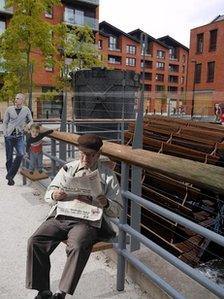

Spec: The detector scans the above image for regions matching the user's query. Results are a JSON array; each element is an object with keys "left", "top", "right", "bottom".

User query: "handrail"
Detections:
[{"left": 45, "top": 129, "right": 224, "bottom": 194}]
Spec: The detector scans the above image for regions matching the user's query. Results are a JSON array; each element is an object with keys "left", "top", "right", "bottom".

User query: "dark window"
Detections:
[
  {"left": 156, "top": 74, "right": 164, "bottom": 82},
  {"left": 108, "top": 55, "right": 121, "bottom": 64},
  {"left": 141, "top": 72, "right": 152, "bottom": 80},
  {"left": 156, "top": 85, "right": 165, "bottom": 92},
  {"left": 168, "top": 75, "right": 178, "bottom": 83},
  {"left": 196, "top": 33, "right": 204, "bottom": 53},
  {"left": 144, "top": 84, "right": 152, "bottom": 91},
  {"left": 126, "top": 45, "right": 136, "bottom": 55},
  {"left": 169, "top": 47, "right": 178, "bottom": 60},
  {"left": 195, "top": 63, "right": 202, "bottom": 83},
  {"left": 207, "top": 61, "right": 215, "bottom": 82},
  {"left": 209, "top": 29, "right": 217, "bottom": 51},
  {"left": 141, "top": 60, "right": 152, "bottom": 68},
  {"left": 169, "top": 64, "right": 179, "bottom": 72}
]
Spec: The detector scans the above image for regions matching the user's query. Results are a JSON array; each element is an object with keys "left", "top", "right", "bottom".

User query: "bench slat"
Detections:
[{"left": 62, "top": 240, "right": 113, "bottom": 252}]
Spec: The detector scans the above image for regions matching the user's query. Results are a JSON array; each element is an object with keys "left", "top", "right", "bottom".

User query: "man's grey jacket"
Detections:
[{"left": 44, "top": 160, "right": 123, "bottom": 242}]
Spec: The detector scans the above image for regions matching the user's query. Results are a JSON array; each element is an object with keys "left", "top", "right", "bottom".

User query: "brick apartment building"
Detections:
[
  {"left": 98, "top": 22, "right": 189, "bottom": 114},
  {"left": 0, "top": 0, "right": 189, "bottom": 118},
  {"left": 187, "top": 15, "right": 224, "bottom": 116},
  {"left": 0, "top": 0, "right": 99, "bottom": 119}
]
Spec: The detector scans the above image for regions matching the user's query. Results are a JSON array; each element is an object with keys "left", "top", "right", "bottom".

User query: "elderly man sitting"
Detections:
[{"left": 26, "top": 134, "right": 123, "bottom": 299}]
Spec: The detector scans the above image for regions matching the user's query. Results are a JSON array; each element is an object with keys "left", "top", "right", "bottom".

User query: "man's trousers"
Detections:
[{"left": 26, "top": 216, "right": 99, "bottom": 295}]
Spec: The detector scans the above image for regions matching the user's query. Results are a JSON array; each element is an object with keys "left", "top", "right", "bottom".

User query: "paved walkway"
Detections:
[{"left": 0, "top": 137, "right": 148, "bottom": 299}]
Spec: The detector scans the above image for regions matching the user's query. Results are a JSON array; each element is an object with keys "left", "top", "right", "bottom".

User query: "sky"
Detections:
[{"left": 99, "top": 0, "right": 224, "bottom": 47}]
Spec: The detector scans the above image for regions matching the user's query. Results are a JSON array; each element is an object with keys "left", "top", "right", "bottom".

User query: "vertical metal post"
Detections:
[
  {"left": 51, "top": 139, "right": 57, "bottom": 177},
  {"left": 130, "top": 32, "right": 146, "bottom": 251},
  {"left": 59, "top": 91, "right": 67, "bottom": 161},
  {"left": 117, "top": 162, "right": 129, "bottom": 291},
  {"left": 121, "top": 72, "right": 126, "bottom": 145},
  {"left": 22, "top": 158, "right": 27, "bottom": 185},
  {"left": 72, "top": 121, "right": 75, "bottom": 158},
  {"left": 28, "top": 63, "right": 33, "bottom": 113},
  {"left": 68, "top": 122, "right": 71, "bottom": 158}
]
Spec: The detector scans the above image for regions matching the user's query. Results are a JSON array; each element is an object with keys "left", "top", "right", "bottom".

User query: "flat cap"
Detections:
[{"left": 77, "top": 134, "right": 103, "bottom": 151}]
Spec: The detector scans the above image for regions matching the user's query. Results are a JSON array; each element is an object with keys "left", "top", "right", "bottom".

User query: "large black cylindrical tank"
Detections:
[{"left": 71, "top": 68, "right": 140, "bottom": 140}]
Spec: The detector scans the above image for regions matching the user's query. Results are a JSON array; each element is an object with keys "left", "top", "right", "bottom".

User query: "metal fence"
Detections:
[{"left": 22, "top": 126, "right": 224, "bottom": 299}]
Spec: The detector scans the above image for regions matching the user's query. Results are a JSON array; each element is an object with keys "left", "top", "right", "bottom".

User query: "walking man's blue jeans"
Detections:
[{"left": 5, "top": 135, "right": 25, "bottom": 179}]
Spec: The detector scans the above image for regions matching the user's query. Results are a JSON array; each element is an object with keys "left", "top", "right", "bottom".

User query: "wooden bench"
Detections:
[
  {"left": 62, "top": 240, "right": 113, "bottom": 252},
  {"left": 20, "top": 168, "right": 49, "bottom": 181}
]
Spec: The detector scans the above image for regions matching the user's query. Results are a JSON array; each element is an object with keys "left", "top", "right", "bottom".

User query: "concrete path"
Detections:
[{"left": 0, "top": 137, "right": 148, "bottom": 299}]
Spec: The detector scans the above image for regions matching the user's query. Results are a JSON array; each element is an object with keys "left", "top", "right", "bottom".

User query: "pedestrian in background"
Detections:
[
  {"left": 26, "top": 124, "right": 53, "bottom": 175},
  {"left": 3, "top": 93, "right": 33, "bottom": 185}
]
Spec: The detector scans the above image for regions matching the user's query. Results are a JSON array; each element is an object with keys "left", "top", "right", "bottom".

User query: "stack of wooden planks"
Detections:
[{"left": 121, "top": 116, "right": 224, "bottom": 266}]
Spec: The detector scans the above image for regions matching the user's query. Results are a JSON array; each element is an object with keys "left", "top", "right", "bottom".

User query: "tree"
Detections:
[{"left": 0, "top": 0, "right": 63, "bottom": 105}]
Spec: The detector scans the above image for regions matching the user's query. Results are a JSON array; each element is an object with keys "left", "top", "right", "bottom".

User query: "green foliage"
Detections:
[
  {"left": 0, "top": 0, "right": 61, "bottom": 101},
  {"left": 56, "top": 25, "right": 103, "bottom": 90}
]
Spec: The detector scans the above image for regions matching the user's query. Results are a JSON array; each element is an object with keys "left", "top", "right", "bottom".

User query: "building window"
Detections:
[
  {"left": 109, "top": 36, "right": 118, "bottom": 50},
  {"left": 157, "top": 50, "right": 165, "bottom": 59},
  {"left": 45, "top": 56, "right": 53, "bottom": 72},
  {"left": 169, "top": 47, "right": 178, "bottom": 60},
  {"left": 0, "top": 20, "right": 5, "bottom": 35},
  {"left": 156, "top": 62, "right": 165, "bottom": 70},
  {"left": 108, "top": 55, "right": 121, "bottom": 64},
  {"left": 207, "top": 61, "right": 215, "bottom": 82},
  {"left": 75, "top": 9, "right": 84, "bottom": 26},
  {"left": 126, "top": 45, "right": 136, "bottom": 55},
  {"left": 45, "top": 8, "right": 53, "bottom": 18},
  {"left": 169, "top": 64, "right": 179, "bottom": 72},
  {"left": 98, "top": 40, "right": 102, "bottom": 49},
  {"left": 209, "top": 29, "right": 217, "bottom": 51},
  {"left": 196, "top": 33, "right": 204, "bottom": 53},
  {"left": 126, "top": 57, "right": 136, "bottom": 66},
  {"left": 182, "top": 55, "right": 186, "bottom": 63},
  {"left": 144, "top": 84, "right": 151, "bottom": 91},
  {"left": 168, "top": 75, "right": 178, "bottom": 83},
  {"left": 156, "top": 85, "right": 165, "bottom": 92},
  {"left": 64, "top": 7, "right": 75, "bottom": 24},
  {"left": 180, "top": 76, "right": 184, "bottom": 84},
  {"left": 155, "top": 73, "right": 164, "bottom": 82},
  {"left": 182, "top": 65, "right": 185, "bottom": 73},
  {"left": 141, "top": 60, "right": 152, "bottom": 68},
  {"left": 168, "top": 86, "right": 178, "bottom": 93},
  {"left": 141, "top": 72, "right": 152, "bottom": 80},
  {"left": 195, "top": 63, "right": 202, "bottom": 83}
]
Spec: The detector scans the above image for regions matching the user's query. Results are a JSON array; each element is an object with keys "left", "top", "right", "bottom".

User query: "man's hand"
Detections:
[
  {"left": 76, "top": 195, "right": 92, "bottom": 204},
  {"left": 95, "top": 195, "right": 108, "bottom": 208},
  {"left": 52, "top": 189, "right": 67, "bottom": 201}
]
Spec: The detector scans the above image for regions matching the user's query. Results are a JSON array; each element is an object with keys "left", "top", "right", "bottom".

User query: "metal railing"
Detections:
[{"left": 22, "top": 127, "right": 224, "bottom": 298}]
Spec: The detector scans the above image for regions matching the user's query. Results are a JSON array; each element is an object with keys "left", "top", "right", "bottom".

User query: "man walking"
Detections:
[
  {"left": 3, "top": 93, "right": 33, "bottom": 185},
  {"left": 26, "top": 134, "right": 123, "bottom": 299}
]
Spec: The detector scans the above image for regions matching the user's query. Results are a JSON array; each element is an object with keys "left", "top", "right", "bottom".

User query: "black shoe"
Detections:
[
  {"left": 7, "top": 178, "right": 15, "bottom": 186},
  {"left": 34, "top": 290, "right": 52, "bottom": 299},
  {"left": 50, "top": 293, "right": 65, "bottom": 299},
  {"left": 29, "top": 171, "right": 34, "bottom": 175}
]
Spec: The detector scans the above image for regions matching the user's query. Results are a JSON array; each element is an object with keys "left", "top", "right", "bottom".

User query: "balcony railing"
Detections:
[
  {"left": 76, "top": 0, "right": 99, "bottom": 5},
  {"left": 64, "top": 14, "right": 99, "bottom": 31}
]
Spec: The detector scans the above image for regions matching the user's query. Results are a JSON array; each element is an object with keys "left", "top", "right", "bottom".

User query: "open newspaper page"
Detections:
[{"left": 56, "top": 169, "right": 103, "bottom": 221}]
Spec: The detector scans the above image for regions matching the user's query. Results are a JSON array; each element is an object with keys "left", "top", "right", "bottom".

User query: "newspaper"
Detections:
[{"left": 56, "top": 169, "right": 103, "bottom": 221}]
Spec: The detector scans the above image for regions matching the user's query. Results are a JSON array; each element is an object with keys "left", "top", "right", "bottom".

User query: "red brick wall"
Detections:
[{"left": 187, "top": 20, "right": 224, "bottom": 115}]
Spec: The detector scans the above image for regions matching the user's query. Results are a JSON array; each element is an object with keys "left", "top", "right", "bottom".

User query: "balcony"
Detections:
[
  {"left": 77, "top": 0, "right": 99, "bottom": 5},
  {"left": 0, "top": 0, "right": 13, "bottom": 15},
  {"left": 63, "top": 13, "right": 99, "bottom": 31}
]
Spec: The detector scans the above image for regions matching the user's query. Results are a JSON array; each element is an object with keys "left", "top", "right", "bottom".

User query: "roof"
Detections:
[
  {"left": 158, "top": 35, "right": 189, "bottom": 51},
  {"left": 99, "top": 21, "right": 140, "bottom": 43},
  {"left": 129, "top": 29, "right": 169, "bottom": 49},
  {"left": 211, "top": 15, "right": 224, "bottom": 23}
]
